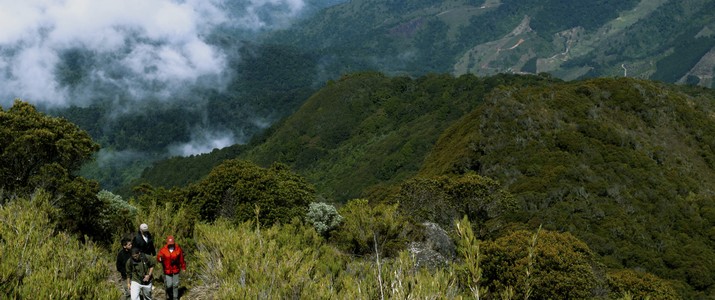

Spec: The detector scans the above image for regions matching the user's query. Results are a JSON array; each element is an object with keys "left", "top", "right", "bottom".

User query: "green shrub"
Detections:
[
  {"left": 306, "top": 202, "right": 343, "bottom": 236},
  {"left": 608, "top": 269, "right": 680, "bottom": 300},
  {"left": 480, "top": 229, "right": 601, "bottom": 299},
  {"left": 391, "top": 173, "right": 516, "bottom": 237},
  {"left": 191, "top": 217, "right": 464, "bottom": 299},
  {"left": 331, "top": 199, "right": 412, "bottom": 257},
  {"left": 192, "top": 218, "right": 344, "bottom": 299},
  {"left": 454, "top": 216, "right": 487, "bottom": 298},
  {"left": 98, "top": 190, "right": 137, "bottom": 239},
  {"left": 191, "top": 159, "right": 315, "bottom": 226},
  {"left": 0, "top": 100, "right": 111, "bottom": 242}
]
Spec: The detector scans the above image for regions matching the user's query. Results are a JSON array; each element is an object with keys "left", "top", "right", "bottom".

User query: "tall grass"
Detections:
[
  {"left": 191, "top": 218, "right": 463, "bottom": 299},
  {"left": 131, "top": 199, "right": 196, "bottom": 249},
  {"left": 0, "top": 190, "right": 119, "bottom": 299}
]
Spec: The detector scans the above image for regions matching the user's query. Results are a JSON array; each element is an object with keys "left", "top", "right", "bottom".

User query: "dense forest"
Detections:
[{"left": 5, "top": 70, "right": 715, "bottom": 298}]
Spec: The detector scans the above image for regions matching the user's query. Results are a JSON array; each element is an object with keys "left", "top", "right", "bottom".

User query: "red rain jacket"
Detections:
[{"left": 157, "top": 244, "right": 186, "bottom": 275}]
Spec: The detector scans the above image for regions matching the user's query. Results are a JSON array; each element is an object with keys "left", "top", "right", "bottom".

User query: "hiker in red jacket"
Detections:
[{"left": 157, "top": 236, "right": 186, "bottom": 300}]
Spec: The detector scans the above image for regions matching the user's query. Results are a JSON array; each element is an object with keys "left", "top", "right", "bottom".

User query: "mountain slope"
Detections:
[
  {"left": 421, "top": 77, "right": 715, "bottom": 296},
  {"left": 235, "top": 72, "right": 558, "bottom": 201},
  {"left": 269, "top": 0, "right": 715, "bottom": 88}
]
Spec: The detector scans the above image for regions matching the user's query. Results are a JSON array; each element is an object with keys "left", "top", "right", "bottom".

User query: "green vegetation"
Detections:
[
  {"left": 0, "top": 192, "right": 119, "bottom": 299},
  {"left": 237, "top": 72, "right": 559, "bottom": 201},
  {"left": 5, "top": 69, "right": 715, "bottom": 298},
  {"left": 388, "top": 173, "right": 516, "bottom": 237},
  {"left": 1, "top": 100, "right": 110, "bottom": 242},
  {"left": 423, "top": 77, "right": 715, "bottom": 297},
  {"left": 189, "top": 159, "right": 316, "bottom": 226},
  {"left": 330, "top": 199, "right": 413, "bottom": 257},
  {"left": 132, "top": 73, "right": 715, "bottom": 297},
  {"left": 305, "top": 201, "right": 343, "bottom": 236}
]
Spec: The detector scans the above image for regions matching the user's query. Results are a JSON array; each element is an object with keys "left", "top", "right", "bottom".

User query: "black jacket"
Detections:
[
  {"left": 116, "top": 248, "right": 133, "bottom": 280},
  {"left": 133, "top": 230, "right": 156, "bottom": 256}
]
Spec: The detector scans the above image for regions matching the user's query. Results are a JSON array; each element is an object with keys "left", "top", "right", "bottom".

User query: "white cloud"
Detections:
[
  {"left": 0, "top": 0, "right": 307, "bottom": 107},
  {"left": 168, "top": 129, "right": 237, "bottom": 156},
  {"left": 9, "top": 46, "right": 66, "bottom": 105}
]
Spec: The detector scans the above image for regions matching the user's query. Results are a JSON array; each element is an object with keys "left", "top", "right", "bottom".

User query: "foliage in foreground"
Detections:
[
  {"left": 192, "top": 218, "right": 463, "bottom": 299},
  {"left": 1, "top": 100, "right": 110, "bottom": 242},
  {"left": 188, "top": 212, "right": 675, "bottom": 299},
  {"left": 0, "top": 188, "right": 679, "bottom": 299},
  {"left": 0, "top": 191, "right": 118, "bottom": 299}
]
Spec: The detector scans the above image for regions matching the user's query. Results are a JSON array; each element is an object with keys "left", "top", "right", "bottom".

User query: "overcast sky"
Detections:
[{"left": 0, "top": 0, "right": 306, "bottom": 108}]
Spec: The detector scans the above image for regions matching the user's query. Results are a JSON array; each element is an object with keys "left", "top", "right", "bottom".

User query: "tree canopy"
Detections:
[
  {"left": 0, "top": 100, "right": 107, "bottom": 241},
  {"left": 190, "top": 159, "right": 316, "bottom": 226}
]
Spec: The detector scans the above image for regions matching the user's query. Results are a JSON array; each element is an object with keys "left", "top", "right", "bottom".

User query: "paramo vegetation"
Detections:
[{"left": 2, "top": 70, "right": 713, "bottom": 299}]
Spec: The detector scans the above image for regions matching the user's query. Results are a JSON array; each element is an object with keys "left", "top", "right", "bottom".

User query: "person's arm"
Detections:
[
  {"left": 143, "top": 256, "right": 156, "bottom": 282},
  {"left": 115, "top": 253, "right": 123, "bottom": 277},
  {"left": 125, "top": 259, "right": 132, "bottom": 289},
  {"left": 157, "top": 251, "right": 165, "bottom": 272},
  {"left": 143, "top": 267, "right": 154, "bottom": 282}
]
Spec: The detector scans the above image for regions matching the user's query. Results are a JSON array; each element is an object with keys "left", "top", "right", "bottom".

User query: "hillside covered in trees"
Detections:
[
  {"left": 4, "top": 72, "right": 715, "bottom": 298},
  {"left": 130, "top": 73, "right": 715, "bottom": 298}
]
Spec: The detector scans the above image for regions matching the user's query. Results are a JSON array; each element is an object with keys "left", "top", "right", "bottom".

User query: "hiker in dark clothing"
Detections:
[
  {"left": 133, "top": 223, "right": 156, "bottom": 256},
  {"left": 126, "top": 247, "right": 156, "bottom": 300},
  {"left": 116, "top": 237, "right": 133, "bottom": 300}
]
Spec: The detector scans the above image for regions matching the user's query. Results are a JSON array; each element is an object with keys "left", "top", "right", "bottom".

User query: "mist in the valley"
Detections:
[
  {"left": 0, "top": 0, "right": 348, "bottom": 190},
  {"left": 0, "top": 0, "right": 341, "bottom": 156}
]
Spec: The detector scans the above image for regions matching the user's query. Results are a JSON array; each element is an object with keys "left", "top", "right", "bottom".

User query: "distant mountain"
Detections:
[{"left": 268, "top": 0, "right": 715, "bottom": 88}]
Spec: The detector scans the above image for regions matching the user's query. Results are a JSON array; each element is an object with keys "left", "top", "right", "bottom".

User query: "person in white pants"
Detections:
[{"left": 126, "top": 247, "right": 155, "bottom": 300}]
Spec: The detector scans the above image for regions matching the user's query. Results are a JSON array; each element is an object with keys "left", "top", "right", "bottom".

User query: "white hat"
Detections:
[{"left": 140, "top": 223, "right": 149, "bottom": 232}]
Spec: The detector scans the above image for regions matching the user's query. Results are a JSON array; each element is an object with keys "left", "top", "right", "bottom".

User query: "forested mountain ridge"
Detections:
[
  {"left": 6, "top": 74, "right": 715, "bottom": 298},
  {"left": 136, "top": 72, "right": 560, "bottom": 199},
  {"left": 268, "top": 0, "right": 715, "bottom": 88}
]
